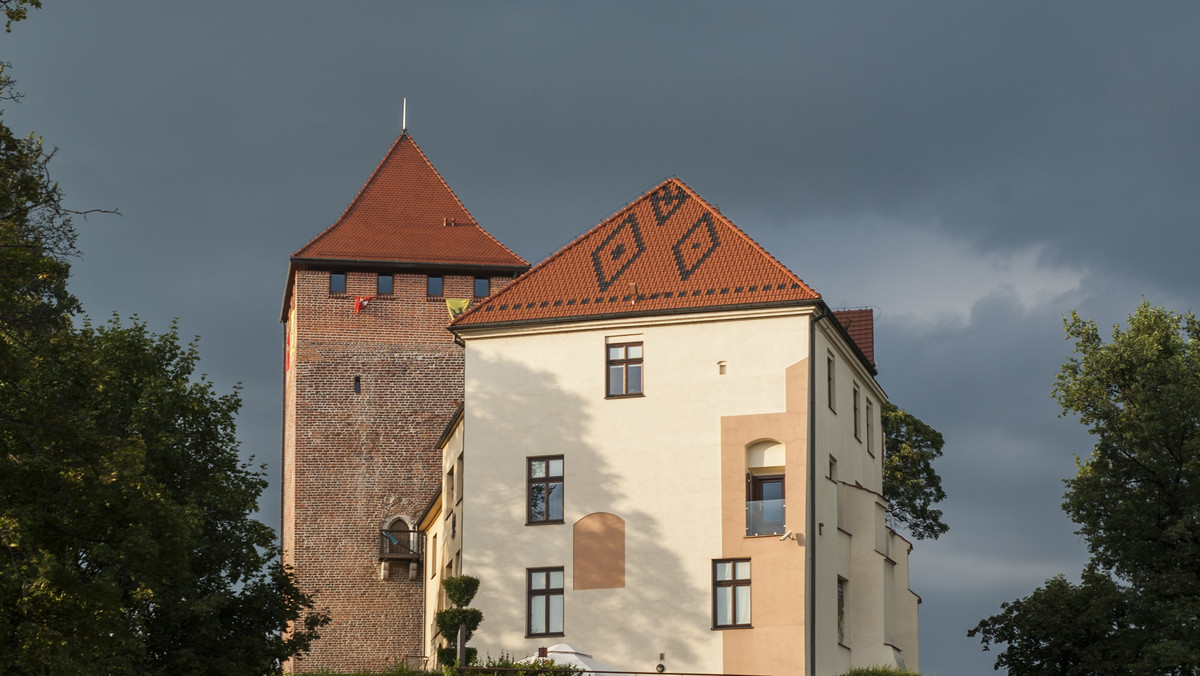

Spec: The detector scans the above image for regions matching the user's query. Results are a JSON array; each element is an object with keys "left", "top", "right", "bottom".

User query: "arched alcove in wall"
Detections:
[
  {"left": 745, "top": 439, "right": 786, "bottom": 536},
  {"left": 573, "top": 512, "right": 625, "bottom": 590}
]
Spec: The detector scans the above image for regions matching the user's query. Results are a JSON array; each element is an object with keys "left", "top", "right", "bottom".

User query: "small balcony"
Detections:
[
  {"left": 746, "top": 499, "right": 786, "bottom": 536},
  {"left": 379, "top": 528, "right": 424, "bottom": 561}
]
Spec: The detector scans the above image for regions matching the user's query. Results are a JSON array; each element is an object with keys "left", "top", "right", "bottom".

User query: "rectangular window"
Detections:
[
  {"left": 827, "top": 354, "right": 836, "bottom": 412},
  {"left": 853, "top": 384, "right": 862, "bottom": 441},
  {"left": 377, "top": 273, "right": 393, "bottom": 295},
  {"left": 606, "top": 342, "right": 643, "bottom": 398},
  {"left": 527, "top": 567, "right": 565, "bottom": 637},
  {"left": 866, "top": 400, "right": 875, "bottom": 457},
  {"left": 527, "top": 456, "right": 564, "bottom": 524},
  {"left": 330, "top": 272, "right": 346, "bottom": 294},
  {"left": 837, "top": 577, "right": 847, "bottom": 644},
  {"left": 829, "top": 455, "right": 838, "bottom": 481},
  {"left": 427, "top": 275, "right": 443, "bottom": 297},
  {"left": 713, "top": 559, "right": 751, "bottom": 628},
  {"left": 474, "top": 277, "right": 490, "bottom": 297},
  {"left": 746, "top": 475, "right": 785, "bottom": 536}
]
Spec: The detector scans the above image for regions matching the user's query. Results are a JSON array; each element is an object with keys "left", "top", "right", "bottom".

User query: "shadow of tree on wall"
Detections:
[{"left": 462, "top": 354, "right": 706, "bottom": 671}]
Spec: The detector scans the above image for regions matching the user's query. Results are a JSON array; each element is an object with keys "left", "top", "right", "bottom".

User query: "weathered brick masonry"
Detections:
[
  {"left": 284, "top": 271, "right": 503, "bottom": 671},
  {"left": 280, "top": 132, "right": 526, "bottom": 672}
]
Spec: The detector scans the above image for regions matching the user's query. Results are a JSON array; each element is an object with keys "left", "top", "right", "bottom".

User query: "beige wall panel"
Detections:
[{"left": 573, "top": 512, "right": 626, "bottom": 590}]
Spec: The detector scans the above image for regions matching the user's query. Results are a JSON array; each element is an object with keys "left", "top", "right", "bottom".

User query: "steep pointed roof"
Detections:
[
  {"left": 453, "top": 178, "right": 820, "bottom": 328},
  {"left": 291, "top": 133, "right": 527, "bottom": 268}
]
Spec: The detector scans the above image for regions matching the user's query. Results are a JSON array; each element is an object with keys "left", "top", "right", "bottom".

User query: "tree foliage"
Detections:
[
  {"left": 971, "top": 303, "right": 1200, "bottom": 674},
  {"left": 435, "top": 575, "right": 483, "bottom": 667},
  {"left": 0, "top": 18, "right": 327, "bottom": 673},
  {"left": 882, "top": 402, "right": 948, "bottom": 540}
]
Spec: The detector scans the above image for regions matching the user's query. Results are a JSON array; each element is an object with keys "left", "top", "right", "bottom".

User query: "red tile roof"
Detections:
[
  {"left": 453, "top": 178, "right": 820, "bottom": 328},
  {"left": 292, "top": 133, "right": 527, "bottom": 268},
  {"left": 833, "top": 308, "right": 875, "bottom": 365}
]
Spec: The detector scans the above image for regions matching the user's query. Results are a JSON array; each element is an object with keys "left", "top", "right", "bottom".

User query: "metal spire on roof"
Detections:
[{"left": 402, "top": 97, "right": 407, "bottom": 134}]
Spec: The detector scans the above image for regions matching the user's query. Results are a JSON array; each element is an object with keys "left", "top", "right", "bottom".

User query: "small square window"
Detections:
[
  {"left": 606, "top": 342, "right": 643, "bottom": 398},
  {"left": 474, "top": 277, "right": 490, "bottom": 297},
  {"left": 713, "top": 559, "right": 751, "bottom": 628},
  {"left": 330, "top": 272, "right": 346, "bottom": 294},
  {"left": 378, "top": 274, "right": 394, "bottom": 295},
  {"left": 427, "top": 275, "right": 443, "bottom": 297},
  {"left": 527, "top": 567, "right": 565, "bottom": 637}
]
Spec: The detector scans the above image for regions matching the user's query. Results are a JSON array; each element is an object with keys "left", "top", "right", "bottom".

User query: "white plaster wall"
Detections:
[{"left": 459, "top": 309, "right": 811, "bottom": 673}]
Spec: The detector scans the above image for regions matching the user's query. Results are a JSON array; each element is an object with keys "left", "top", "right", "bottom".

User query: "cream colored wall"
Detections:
[
  {"left": 459, "top": 308, "right": 812, "bottom": 674},
  {"left": 422, "top": 418, "right": 465, "bottom": 670},
  {"left": 811, "top": 317, "right": 921, "bottom": 676}
]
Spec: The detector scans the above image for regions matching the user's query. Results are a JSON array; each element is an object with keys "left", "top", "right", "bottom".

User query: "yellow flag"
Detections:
[{"left": 446, "top": 298, "right": 470, "bottom": 320}]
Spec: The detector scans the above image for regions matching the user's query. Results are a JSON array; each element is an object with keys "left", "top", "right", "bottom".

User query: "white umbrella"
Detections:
[{"left": 521, "top": 643, "right": 629, "bottom": 676}]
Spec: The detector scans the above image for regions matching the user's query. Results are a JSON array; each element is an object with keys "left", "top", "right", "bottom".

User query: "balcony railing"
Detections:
[
  {"left": 379, "top": 528, "right": 424, "bottom": 561},
  {"left": 746, "top": 499, "right": 786, "bottom": 536}
]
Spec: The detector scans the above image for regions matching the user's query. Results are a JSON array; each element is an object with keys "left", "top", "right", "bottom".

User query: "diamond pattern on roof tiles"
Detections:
[
  {"left": 455, "top": 178, "right": 819, "bottom": 327},
  {"left": 292, "top": 133, "right": 526, "bottom": 267}
]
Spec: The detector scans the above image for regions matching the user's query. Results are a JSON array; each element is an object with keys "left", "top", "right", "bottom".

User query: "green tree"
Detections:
[
  {"left": 0, "top": 17, "right": 328, "bottom": 673},
  {"left": 882, "top": 402, "right": 948, "bottom": 540},
  {"left": 971, "top": 303, "right": 1200, "bottom": 674},
  {"left": 435, "top": 575, "right": 483, "bottom": 667}
]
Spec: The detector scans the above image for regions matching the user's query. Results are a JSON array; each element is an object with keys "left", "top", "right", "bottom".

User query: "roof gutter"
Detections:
[{"left": 450, "top": 297, "right": 823, "bottom": 340}]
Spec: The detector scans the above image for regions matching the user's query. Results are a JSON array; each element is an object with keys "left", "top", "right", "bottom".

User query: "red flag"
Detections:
[{"left": 354, "top": 296, "right": 374, "bottom": 314}]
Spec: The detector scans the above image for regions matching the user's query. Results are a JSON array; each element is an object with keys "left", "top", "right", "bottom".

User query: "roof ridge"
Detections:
[
  {"left": 453, "top": 178, "right": 677, "bottom": 324},
  {"left": 404, "top": 134, "right": 528, "bottom": 266},
  {"left": 674, "top": 180, "right": 819, "bottom": 298},
  {"left": 291, "top": 133, "right": 527, "bottom": 265},
  {"left": 291, "top": 133, "right": 411, "bottom": 258}
]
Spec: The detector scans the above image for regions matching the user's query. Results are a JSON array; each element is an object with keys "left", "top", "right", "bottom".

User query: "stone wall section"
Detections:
[{"left": 282, "top": 269, "right": 512, "bottom": 672}]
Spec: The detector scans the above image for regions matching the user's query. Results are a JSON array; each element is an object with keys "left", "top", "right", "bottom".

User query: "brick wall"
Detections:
[{"left": 282, "top": 269, "right": 512, "bottom": 672}]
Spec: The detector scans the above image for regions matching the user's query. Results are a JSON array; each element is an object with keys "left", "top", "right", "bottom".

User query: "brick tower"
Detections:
[{"left": 280, "top": 133, "right": 527, "bottom": 672}]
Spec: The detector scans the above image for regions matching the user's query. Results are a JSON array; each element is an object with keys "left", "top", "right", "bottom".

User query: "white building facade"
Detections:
[{"left": 429, "top": 179, "right": 919, "bottom": 676}]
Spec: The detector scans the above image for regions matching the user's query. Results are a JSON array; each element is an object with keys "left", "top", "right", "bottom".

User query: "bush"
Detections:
[
  {"left": 837, "top": 667, "right": 923, "bottom": 676},
  {"left": 443, "top": 575, "right": 481, "bottom": 607}
]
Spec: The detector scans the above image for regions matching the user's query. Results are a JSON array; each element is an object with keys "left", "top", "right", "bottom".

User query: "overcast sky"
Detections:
[{"left": 7, "top": 3, "right": 1199, "bottom": 673}]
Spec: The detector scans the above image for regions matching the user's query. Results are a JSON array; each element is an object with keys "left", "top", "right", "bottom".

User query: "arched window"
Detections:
[
  {"left": 746, "top": 440, "right": 786, "bottom": 536},
  {"left": 379, "top": 516, "right": 422, "bottom": 561}
]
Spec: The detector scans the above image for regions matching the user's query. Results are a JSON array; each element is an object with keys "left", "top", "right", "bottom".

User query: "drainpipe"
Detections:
[{"left": 807, "top": 307, "right": 827, "bottom": 676}]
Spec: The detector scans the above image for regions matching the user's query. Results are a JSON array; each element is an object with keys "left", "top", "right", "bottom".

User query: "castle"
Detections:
[{"left": 282, "top": 132, "right": 919, "bottom": 675}]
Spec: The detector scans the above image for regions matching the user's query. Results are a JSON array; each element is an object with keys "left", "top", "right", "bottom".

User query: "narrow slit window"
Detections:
[
  {"left": 853, "top": 384, "right": 862, "bottom": 441},
  {"left": 827, "top": 354, "right": 836, "bottom": 412},
  {"left": 353, "top": 376, "right": 361, "bottom": 394}
]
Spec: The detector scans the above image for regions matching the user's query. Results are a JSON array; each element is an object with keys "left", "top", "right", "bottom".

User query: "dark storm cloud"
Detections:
[{"left": 5, "top": 3, "right": 1198, "bottom": 674}]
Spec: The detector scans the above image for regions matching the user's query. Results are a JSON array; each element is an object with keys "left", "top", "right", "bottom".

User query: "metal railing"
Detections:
[
  {"left": 379, "top": 528, "right": 424, "bottom": 561},
  {"left": 745, "top": 499, "right": 786, "bottom": 536}
]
